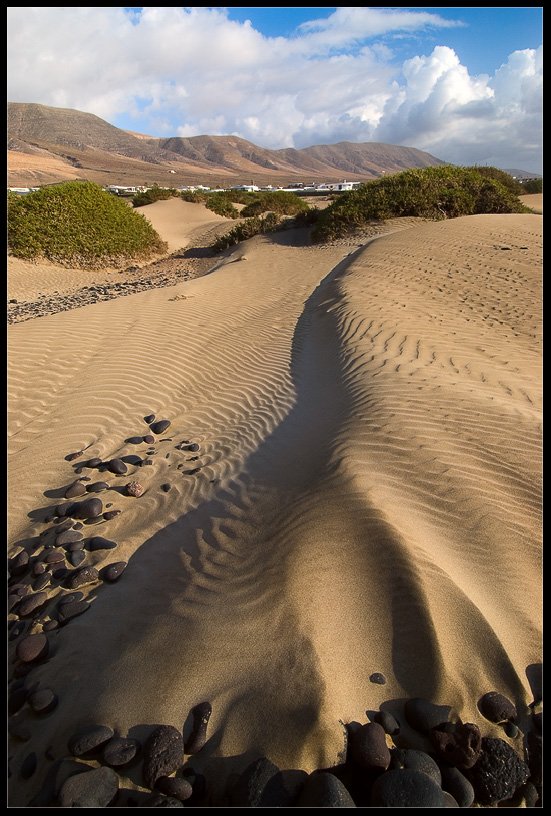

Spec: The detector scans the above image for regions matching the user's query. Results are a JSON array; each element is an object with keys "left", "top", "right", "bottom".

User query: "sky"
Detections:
[{"left": 7, "top": 7, "right": 543, "bottom": 172}]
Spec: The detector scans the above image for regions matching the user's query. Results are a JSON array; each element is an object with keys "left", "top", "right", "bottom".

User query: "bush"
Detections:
[
  {"left": 181, "top": 190, "right": 208, "bottom": 203},
  {"left": 240, "top": 191, "right": 310, "bottom": 217},
  {"left": 521, "top": 178, "right": 542, "bottom": 194},
  {"left": 312, "top": 166, "right": 529, "bottom": 242},
  {"left": 132, "top": 185, "right": 179, "bottom": 207},
  {"left": 205, "top": 193, "right": 240, "bottom": 218},
  {"left": 8, "top": 181, "right": 167, "bottom": 266},
  {"left": 466, "top": 166, "right": 523, "bottom": 195},
  {"left": 211, "top": 213, "right": 282, "bottom": 252}
]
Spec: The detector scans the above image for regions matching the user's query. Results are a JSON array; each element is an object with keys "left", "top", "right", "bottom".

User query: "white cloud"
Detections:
[{"left": 7, "top": 7, "right": 542, "bottom": 171}]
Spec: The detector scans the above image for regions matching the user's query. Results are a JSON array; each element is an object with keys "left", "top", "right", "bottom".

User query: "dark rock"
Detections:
[
  {"left": 440, "top": 765, "right": 475, "bottom": 808},
  {"left": 29, "top": 688, "right": 58, "bottom": 714},
  {"left": 443, "top": 790, "right": 460, "bottom": 806},
  {"left": 103, "top": 510, "right": 121, "bottom": 520},
  {"left": 33, "top": 573, "right": 51, "bottom": 591},
  {"left": 100, "top": 561, "right": 127, "bottom": 582},
  {"left": 16, "top": 633, "right": 49, "bottom": 663},
  {"left": 21, "top": 752, "right": 37, "bottom": 779},
  {"left": 145, "top": 793, "right": 184, "bottom": 807},
  {"left": 71, "top": 497, "right": 103, "bottom": 519},
  {"left": 371, "top": 769, "right": 445, "bottom": 807},
  {"left": 59, "top": 766, "right": 119, "bottom": 807},
  {"left": 65, "top": 481, "right": 87, "bottom": 499},
  {"left": 390, "top": 748, "right": 441, "bottom": 785},
  {"left": 28, "top": 758, "right": 90, "bottom": 806},
  {"left": 161, "top": 483, "right": 171, "bottom": 492},
  {"left": 478, "top": 691, "right": 517, "bottom": 723},
  {"left": 230, "top": 757, "right": 280, "bottom": 806},
  {"left": 33, "top": 561, "right": 47, "bottom": 575},
  {"left": 143, "top": 435, "right": 155, "bottom": 444},
  {"left": 150, "top": 419, "right": 171, "bottom": 435},
  {"left": 108, "top": 458, "right": 128, "bottom": 475},
  {"left": 123, "top": 454, "right": 143, "bottom": 466},
  {"left": 348, "top": 722, "right": 390, "bottom": 771},
  {"left": 68, "top": 724, "right": 115, "bottom": 757},
  {"left": 405, "top": 697, "right": 456, "bottom": 733},
  {"left": 68, "top": 550, "right": 86, "bottom": 567},
  {"left": 65, "top": 566, "right": 100, "bottom": 589},
  {"left": 53, "top": 566, "right": 70, "bottom": 580},
  {"left": 54, "top": 518, "right": 75, "bottom": 532},
  {"left": 57, "top": 599, "right": 90, "bottom": 625},
  {"left": 143, "top": 725, "right": 184, "bottom": 789},
  {"left": 142, "top": 459, "right": 154, "bottom": 467},
  {"left": 260, "top": 769, "right": 308, "bottom": 807},
  {"left": 56, "top": 529, "right": 84, "bottom": 546},
  {"left": 43, "top": 619, "right": 59, "bottom": 631},
  {"left": 297, "top": 772, "right": 356, "bottom": 807},
  {"left": 103, "top": 737, "right": 141, "bottom": 767},
  {"left": 370, "top": 672, "right": 386, "bottom": 685},
  {"left": 86, "top": 481, "right": 110, "bottom": 493},
  {"left": 465, "top": 737, "right": 529, "bottom": 805},
  {"left": 504, "top": 722, "right": 519, "bottom": 739},
  {"left": 58, "top": 591, "right": 84, "bottom": 606},
  {"left": 10, "top": 583, "right": 31, "bottom": 596},
  {"left": 8, "top": 687, "right": 28, "bottom": 715},
  {"left": 155, "top": 777, "right": 193, "bottom": 801},
  {"left": 525, "top": 731, "right": 542, "bottom": 786},
  {"left": 86, "top": 457, "right": 103, "bottom": 468},
  {"left": 14, "top": 661, "right": 33, "bottom": 678},
  {"left": 55, "top": 501, "right": 76, "bottom": 517},
  {"left": 127, "top": 436, "right": 145, "bottom": 444},
  {"left": 518, "top": 781, "right": 539, "bottom": 808},
  {"left": 8, "top": 594, "right": 20, "bottom": 612},
  {"left": 9, "top": 550, "right": 29, "bottom": 576},
  {"left": 144, "top": 414, "right": 156, "bottom": 424},
  {"left": 9, "top": 620, "right": 28, "bottom": 641},
  {"left": 86, "top": 535, "right": 117, "bottom": 551},
  {"left": 185, "top": 701, "right": 212, "bottom": 754},
  {"left": 65, "top": 450, "right": 84, "bottom": 462},
  {"left": 17, "top": 591, "right": 48, "bottom": 617},
  {"left": 430, "top": 722, "right": 481, "bottom": 769},
  {"left": 43, "top": 549, "right": 66, "bottom": 565},
  {"left": 187, "top": 443, "right": 200, "bottom": 452}
]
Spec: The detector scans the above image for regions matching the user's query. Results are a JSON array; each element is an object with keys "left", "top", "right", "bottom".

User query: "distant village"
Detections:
[{"left": 8, "top": 180, "right": 365, "bottom": 196}]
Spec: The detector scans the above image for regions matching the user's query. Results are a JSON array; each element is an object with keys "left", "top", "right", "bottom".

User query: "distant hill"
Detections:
[
  {"left": 504, "top": 168, "right": 542, "bottom": 179},
  {"left": 8, "top": 102, "right": 446, "bottom": 187}
]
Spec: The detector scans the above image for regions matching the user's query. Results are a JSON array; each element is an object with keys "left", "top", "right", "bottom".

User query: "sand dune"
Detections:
[
  {"left": 8, "top": 213, "right": 542, "bottom": 803},
  {"left": 138, "top": 198, "right": 230, "bottom": 253}
]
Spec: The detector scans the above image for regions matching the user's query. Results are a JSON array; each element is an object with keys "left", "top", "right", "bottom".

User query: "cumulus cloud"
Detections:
[{"left": 7, "top": 7, "right": 542, "bottom": 171}]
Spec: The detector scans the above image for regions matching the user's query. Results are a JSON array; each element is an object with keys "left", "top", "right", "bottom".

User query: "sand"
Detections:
[
  {"left": 519, "top": 193, "right": 543, "bottom": 213},
  {"left": 8, "top": 206, "right": 542, "bottom": 803}
]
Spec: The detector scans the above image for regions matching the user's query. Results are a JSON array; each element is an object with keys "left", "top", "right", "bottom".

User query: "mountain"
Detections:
[
  {"left": 503, "top": 168, "right": 542, "bottom": 179},
  {"left": 8, "top": 102, "right": 446, "bottom": 187}
]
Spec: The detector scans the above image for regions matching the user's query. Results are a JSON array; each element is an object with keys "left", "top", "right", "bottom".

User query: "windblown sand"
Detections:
[{"left": 8, "top": 208, "right": 542, "bottom": 802}]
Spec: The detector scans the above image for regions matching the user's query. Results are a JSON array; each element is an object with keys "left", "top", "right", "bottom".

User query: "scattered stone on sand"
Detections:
[
  {"left": 143, "top": 435, "right": 155, "bottom": 444},
  {"left": 43, "top": 550, "right": 66, "bottom": 565},
  {"left": 68, "top": 551, "right": 86, "bottom": 568},
  {"left": 371, "top": 768, "right": 445, "bottom": 807},
  {"left": 68, "top": 725, "right": 115, "bottom": 757},
  {"left": 504, "top": 721, "right": 520, "bottom": 739},
  {"left": 71, "top": 497, "right": 103, "bottom": 520},
  {"left": 126, "top": 436, "right": 145, "bottom": 445},
  {"left": 32, "top": 573, "right": 52, "bottom": 591},
  {"left": 373, "top": 710, "right": 400, "bottom": 735},
  {"left": 229, "top": 757, "right": 280, "bottom": 807},
  {"left": 108, "top": 458, "right": 128, "bottom": 475},
  {"left": 65, "top": 481, "right": 87, "bottom": 499},
  {"left": 100, "top": 562, "right": 127, "bottom": 582},
  {"left": 16, "top": 633, "right": 49, "bottom": 663},
  {"left": 65, "top": 540, "right": 85, "bottom": 551},
  {"left": 185, "top": 701, "right": 212, "bottom": 754},
  {"left": 86, "top": 536, "right": 117, "bottom": 551},
  {"left": 59, "top": 766, "right": 119, "bottom": 807},
  {"left": 86, "top": 481, "right": 110, "bottom": 493},
  {"left": 297, "top": 772, "right": 356, "bottom": 808},
  {"left": 56, "top": 529, "right": 84, "bottom": 546},
  {"left": 21, "top": 752, "right": 38, "bottom": 779},
  {"left": 58, "top": 592, "right": 85, "bottom": 606},
  {"left": 404, "top": 697, "right": 457, "bottom": 733},
  {"left": 9, "top": 550, "right": 30, "bottom": 577},
  {"left": 17, "top": 591, "right": 49, "bottom": 617},
  {"left": 142, "top": 459, "right": 154, "bottom": 467},
  {"left": 125, "top": 481, "right": 144, "bottom": 497},
  {"left": 43, "top": 620, "right": 59, "bottom": 632},
  {"left": 54, "top": 519, "right": 75, "bottom": 533},
  {"left": 161, "top": 483, "right": 172, "bottom": 492},
  {"left": 64, "top": 566, "right": 100, "bottom": 590},
  {"left": 86, "top": 458, "right": 103, "bottom": 468},
  {"left": 440, "top": 766, "right": 475, "bottom": 808},
  {"left": 430, "top": 721, "right": 482, "bottom": 769},
  {"left": 144, "top": 414, "right": 156, "bottom": 424},
  {"left": 155, "top": 776, "right": 193, "bottom": 801},
  {"left": 466, "top": 737, "right": 529, "bottom": 805},
  {"left": 369, "top": 672, "right": 386, "bottom": 685},
  {"left": 143, "top": 725, "right": 184, "bottom": 789},
  {"left": 150, "top": 419, "right": 171, "bottom": 435},
  {"left": 389, "top": 748, "right": 441, "bottom": 786},
  {"left": 348, "top": 722, "right": 390, "bottom": 771},
  {"left": 57, "top": 599, "right": 90, "bottom": 625},
  {"left": 65, "top": 451, "right": 84, "bottom": 462},
  {"left": 478, "top": 691, "right": 517, "bottom": 723},
  {"left": 102, "top": 737, "right": 141, "bottom": 767},
  {"left": 29, "top": 688, "right": 58, "bottom": 715},
  {"left": 103, "top": 510, "right": 121, "bottom": 520}
]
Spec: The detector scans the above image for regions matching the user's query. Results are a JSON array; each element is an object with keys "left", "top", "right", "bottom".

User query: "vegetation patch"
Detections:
[
  {"left": 132, "top": 185, "right": 179, "bottom": 207},
  {"left": 211, "top": 213, "right": 283, "bottom": 252},
  {"left": 240, "top": 191, "right": 310, "bottom": 217},
  {"left": 311, "top": 166, "right": 530, "bottom": 243},
  {"left": 8, "top": 181, "right": 167, "bottom": 267}
]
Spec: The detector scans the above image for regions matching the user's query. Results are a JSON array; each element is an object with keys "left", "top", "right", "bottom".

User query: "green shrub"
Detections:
[
  {"left": 8, "top": 181, "right": 167, "bottom": 266},
  {"left": 132, "top": 185, "right": 179, "bottom": 207},
  {"left": 466, "top": 166, "right": 523, "bottom": 194},
  {"left": 240, "top": 191, "right": 310, "bottom": 217},
  {"left": 212, "top": 213, "right": 282, "bottom": 252},
  {"left": 205, "top": 193, "right": 240, "bottom": 218},
  {"left": 180, "top": 190, "right": 208, "bottom": 203},
  {"left": 312, "top": 166, "right": 529, "bottom": 242},
  {"left": 521, "top": 178, "right": 542, "bottom": 194}
]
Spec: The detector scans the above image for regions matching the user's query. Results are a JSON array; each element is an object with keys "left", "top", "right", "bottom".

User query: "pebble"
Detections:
[
  {"left": 55, "top": 502, "right": 76, "bottom": 517},
  {"left": 21, "top": 752, "right": 38, "bottom": 779},
  {"left": 442, "top": 790, "right": 460, "bottom": 806},
  {"left": 57, "top": 599, "right": 90, "bottom": 625},
  {"left": 430, "top": 721, "right": 481, "bottom": 769},
  {"left": 143, "top": 435, "right": 155, "bottom": 444},
  {"left": 68, "top": 724, "right": 115, "bottom": 757},
  {"left": 478, "top": 691, "right": 517, "bottom": 723},
  {"left": 58, "top": 592, "right": 85, "bottom": 606},
  {"left": 102, "top": 736, "right": 141, "bottom": 767},
  {"left": 66, "top": 539, "right": 85, "bottom": 551},
  {"left": 18, "top": 591, "right": 48, "bottom": 617},
  {"left": 126, "top": 436, "right": 145, "bottom": 444},
  {"left": 29, "top": 688, "right": 58, "bottom": 714},
  {"left": 230, "top": 757, "right": 280, "bottom": 806},
  {"left": 146, "top": 793, "right": 184, "bottom": 807},
  {"left": 440, "top": 766, "right": 475, "bottom": 808},
  {"left": 155, "top": 776, "right": 193, "bottom": 801},
  {"left": 126, "top": 481, "right": 144, "bottom": 497},
  {"left": 504, "top": 721, "right": 519, "bottom": 739},
  {"left": 53, "top": 566, "right": 70, "bottom": 580},
  {"left": 9, "top": 550, "right": 30, "bottom": 576},
  {"left": 86, "top": 457, "right": 103, "bottom": 468},
  {"left": 142, "top": 459, "right": 154, "bottom": 467},
  {"left": 32, "top": 573, "right": 51, "bottom": 591},
  {"left": 143, "top": 725, "right": 184, "bottom": 789},
  {"left": 8, "top": 719, "right": 32, "bottom": 742},
  {"left": 260, "top": 769, "right": 309, "bottom": 807},
  {"left": 348, "top": 722, "right": 390, "bottom": 771},
  {"left": 103, "top": 510, "right": 121, "bottom": 520},
  {"left": 100, "top": 561, "right": 128, "bottom": 582},
  {"left": 108, "top": 458, "right": 128, "bottom": 475},
  {"left": 150, "top": 419, "right": 171, "bottom": 435},
  {"left": 68, "top": 550, "right": 86, "bottom": 567},
  {"left": 404, "top": 697, "right": 456, "bottom": 733},
  {"left": 54, "top": 519, "right": 75, "bottom": 533},
  {"left": 44, "top": 550, "right": 66, "bottom": 565},
  {"left": 9, "top": 620, "right": 28, "bottom": 640},
  {"left": 32, "top": 561, "right": 47, "bottom": 576},
  {"left": 86, "top": 536, "right": 117, "bottom": 551},
  {"left": 467, "top": 736, "right": 530, "bottom": 804},
  {"left": 371, "top": 769, "right": 445, "bottom": 807},
  {"left": 43, "top": 620, "right": 59, "bottom": 632},
  {"left": 369, "top": 672, "right": 386, "bottom": 684},
  {"left": 161, "top": 483, "right": 172, "bottom": 492},
  {"left": 186, "top": 701, "right": 212, "bottom": 754},
  {"left": 297, "top": 772, "right": 356, "bottom": 808},
  {"left": 389, "top": 748, "right": 441, "bottom": 786},
  {"left": 373, "top": 710, "right": 400, "bottom": 735},
  {"left": 65, "top": 451, "right": 84, "bottom": 461},
  {"left": 16, "top": 633, "right": 49, "bottom": 663},
  {"left": 64, "top": 566, "right": 100, "bottom": 589},
  {"left": 71, "top": 497, "right": 103, "bottom": 519},
  {"left": 59, "top": 766, "right": 119, "bottom": 807},
  {"left": 56, "top": 529, "right": 84, "bottom": 546},
  {"left": 86, "top": 481, "right": 110, "bottom": 493},
  {"left": 65, "top": 481, "right": 87, "bottom": 499},
  {"left": 144, "top": 414, "right": 156, "bottom": 424}
]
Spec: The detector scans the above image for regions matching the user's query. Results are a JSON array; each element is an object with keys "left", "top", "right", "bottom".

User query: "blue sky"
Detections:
[{"left": 8, "top": 7, "right": 543, "bottom": 171}]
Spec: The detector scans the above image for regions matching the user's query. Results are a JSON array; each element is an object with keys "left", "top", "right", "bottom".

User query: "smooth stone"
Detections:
[
  {"left": 443, "top": 790, "right": 460, "bottom": 806},
  {"left": 65, "top": 481, "right": 87, "bottom": 499},
  {"left": 155, "top": 777, "right": 193, "bottom": 801},
  {"left": 349, "top": 722, "right": 390, "bottom": 771},
  {"left": 127, "top": 436, "right": 145, "bottom": 444},
  {"left": 43, "top": 550, "right": 66, "bottom": 564},
  {"left": 32, "top": 561, "right": 47, "bottom": 575},
  {"left": 54, "top": 519, "right": 74, "bottom": 533},
  {"left": 150, "top": 419, "right": 171, "bottom": 435},
  {"left": 390, "top": 748, "right": 441, "bottom": 786},
  {"left": 86, "top": 458, "right": 103, "bottom": 468},
  {"left": 108, "top": 458, "right": 128, "bottom": 475},
  {"left": 56, "top": 529, "right": 84, "bottom": 546},
  {"left": 9, "top": 550, "right": 30, "bottom": 576},
  {"left": 64, "top": 566, "right": 100, "bottom": 589},
  {"left": 100, "top": 561, "right": 127, "bottom": 582},
  {"left": 143, "top": 435, "right": 155, "bottom": 444},
  {"left": 187, "top": 443, "right": 200, "bottom": 452},
  {"left": 59, "top": 766, "right": 119, "bottom": 807},
  {"left": 142, "top": 459, "right": 154, "bottom": 467},
  {"left": 52, "top": 567, "right": 70, "bottom": 580},
  {"left": 405, "top": 698, "right": 456, "bottom": 733},
  {"left": 65, "top": 450, "right": 84, "bottom": 461},
  {"left": 186, "top": 701, "right": 212, "bottom": 754},
  {"left": 43, "top": 620, "right": 59, "bottom": 631},
  {"left": 230, "top": 757, "right": 280, "bottom": 807},
  {"left": 371, "top": 769, "right": 445, "bottom": 807},
  {"left": 260, "top": 769, "right": 308, "bottom": 807},
  {"left": 8, "top": 687, "right": 28, "bottom": 714},
  {"left": 71, "top": 497, "right": 103, "bottom": 519},
  {"left": 10, "top": 583, "right": 31, "bottom": 596},
  {"left": 146, "top": 793, "right": 184, "bottom": 807},
  {"left": 440, "top": 766, "right": 475, "bottom": 808},
  {"left": 519, "top": 781, "right": 540, "bottom": 808},
  {"left": 68, "top": 725, "right": 115, "bottom": 757},
  {"left": 374, "top": 710, "right": 400, "bottom": 736},
  {"left": 58, "top": 591, "right": 84, "bottom": 606},
  {"left": 144, "top": 414, "right": 156, "bottom": 424},
  {"left": 66, "top": 541, "right": 85, "bottom": 552},
  {"left": 103, "top": 737, "right": 141, "bottom": 767},
  {"left": 161, "top": 483, "right": 171, "bottom": 492},
  {"left": 297, "top": 772, "right": 356, "bottom": 808},
  {"left": 478, "top": 692, "right": 517, "bottom": 723},
  {"left": 18, "top": 591, "right": 48, "bottom": 617},
  {"left": 103, "top": 510, "right": 121, "bottom": 520},
  {"left": 68, "top": 550, "right": 86, "bottom": 567},
  {"left": 32, "top": 573, "right": 51, "bottom": 591},
  {"left": 57, "top": 599, "right": 90, "bottom": 625},
  {"left": 29, "top": 688, "right": 58, "bottom": 714},
  {"left": 465, "top": 737, "right": 529, "bottom": 805},
  {"left": 143, "top": 725, "right": 184, "bottom": 789},
  {"left": 28, "top": 758, "right": 90, "bottom": 807},
  {"left": 370, "top": 672, "right": 386, "bottom": 685},
  {"left": 55, "top": 502, "right": 76, "bottom": 517},
  {"left": 8, "top": 594, "right": 20, "bottom": 612},
  {"left": 503, "top": 721, "right": 519, "bottom": 739},
  {"left": 16, "top": 633, "right": 49, "bottom": 663},
  {"left": 86, "top": 481, "right": 110, "bottom": 493},
  {"left": 21, "top": 752, "right": 38, "bottom": 779},
  {"left": 86, "top": 535, "right": 117, "bottom": 551},
  {"left": 430, "top": 722, "right": 481, "bottom": 769},
  {"left": 9, "top": 620, "right": 28, "bottom": 641}
]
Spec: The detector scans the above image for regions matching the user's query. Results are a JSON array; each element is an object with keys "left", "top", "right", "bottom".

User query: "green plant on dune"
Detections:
[
  {"left": 521, "top": 178, "right": 542, "bottom": 194},
  {"left": 240, "top": 191, "right": 310, "bottom": 217},
  {"left": 132, "top": 184, "right": 179, "bottom": 206},
  {"left": 311, "top": 165, "right": 530, "bottom": 243},
  {"left": 204, "top": 192, "right": 241, "bottom": 218},
  {"left": 211, "top": 213, "right": 283, "bottom": 252},
  {"left": 8, "top": 181, "right": 167, "bottom": 267}
]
